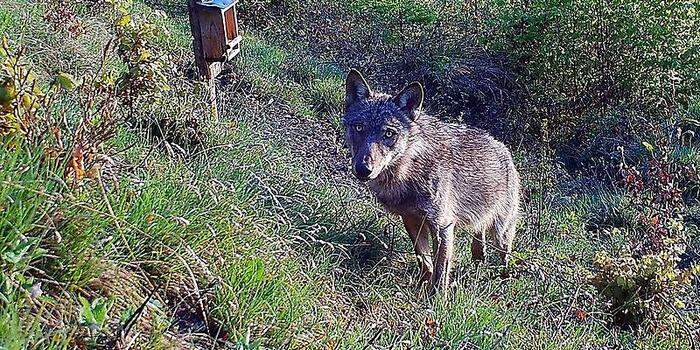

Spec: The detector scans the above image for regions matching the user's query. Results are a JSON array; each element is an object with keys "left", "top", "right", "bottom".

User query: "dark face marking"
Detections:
[{"left": 342, "top": 70, "right": 424, "bottom": 181}]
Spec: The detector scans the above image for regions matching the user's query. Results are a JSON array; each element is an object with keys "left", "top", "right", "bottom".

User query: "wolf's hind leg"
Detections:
[
  {"left": 489, "top": 214, "right": 515, "bottom": 265},
  {"left": 402, "top": 215, "right": 433, "bottom": 286},
  {"left": 471, "top": 228, "right": 486, "bottom": 263},
  {"left": 499, "top": 217, "right": 516, "bottom": 264}
]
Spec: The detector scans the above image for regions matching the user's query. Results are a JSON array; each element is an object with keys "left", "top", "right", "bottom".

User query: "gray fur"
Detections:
[{"left": 342, "top": 70, "right": 520, "bottom": 293}]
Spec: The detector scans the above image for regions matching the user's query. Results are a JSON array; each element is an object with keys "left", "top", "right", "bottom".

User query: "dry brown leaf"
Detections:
[
  {"left": 424, "top": 317, "right": 438, "bottom": 338},
  {"left": 69, "top": 146, "right": 85, "bottom": 181}
]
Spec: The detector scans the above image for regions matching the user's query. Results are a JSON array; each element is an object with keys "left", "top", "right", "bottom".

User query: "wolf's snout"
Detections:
[
  {"left": 352, "top": 154, "right": 374, "bottom": 180},
  {"left": 354, "top": 161, "right": 373, "bottom": 181}
]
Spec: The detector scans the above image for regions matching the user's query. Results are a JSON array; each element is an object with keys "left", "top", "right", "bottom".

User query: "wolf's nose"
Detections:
[{"left": 355, "top": 162, "right": 373, "bottom": 180}]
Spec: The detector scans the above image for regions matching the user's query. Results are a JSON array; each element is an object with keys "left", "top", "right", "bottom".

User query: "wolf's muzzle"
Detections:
[{"left": 354, "top": 162, "right": 373, "bottom": 181}]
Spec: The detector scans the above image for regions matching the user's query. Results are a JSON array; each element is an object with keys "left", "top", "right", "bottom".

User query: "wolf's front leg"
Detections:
[
  {"left": 431, "top": 221, "right": 455, "bottom": 293},
  {"left": 402, "top": 215, "right": 433, "bottom": 287}
]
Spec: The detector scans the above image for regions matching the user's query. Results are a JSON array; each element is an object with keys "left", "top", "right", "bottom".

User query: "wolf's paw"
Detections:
[{"left": 415, "top": 272, "right": 433, "bottom": 297}]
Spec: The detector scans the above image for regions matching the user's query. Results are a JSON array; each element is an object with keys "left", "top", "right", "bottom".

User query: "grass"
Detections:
[
  {"left": 0, "top": 6, "right": 18, "bottom": 34},
  {"left": 0, "top": 0, "right": 698, "bottom": 349}
]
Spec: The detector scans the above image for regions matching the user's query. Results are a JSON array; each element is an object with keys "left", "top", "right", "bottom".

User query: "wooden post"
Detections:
[
  {"left": 187, "top": 0, "right": 242, "bottom": 120},
  {"left": 187, "top": 0, "right": 220, "bottom": 118}
]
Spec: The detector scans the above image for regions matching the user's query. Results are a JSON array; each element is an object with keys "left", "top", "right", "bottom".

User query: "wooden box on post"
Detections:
[
  {"left": 187, "top": 0, "right": 242, "bottom": 118},
  {"left": 187, "top": 0, "right": 242, "bottom": 79}
]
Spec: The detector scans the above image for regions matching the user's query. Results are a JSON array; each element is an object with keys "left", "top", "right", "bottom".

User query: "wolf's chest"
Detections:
[{"left": 371, "top": 182, "right": 429, "bottom": 216}]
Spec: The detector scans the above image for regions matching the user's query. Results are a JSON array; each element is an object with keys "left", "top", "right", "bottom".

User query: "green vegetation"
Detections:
[
  {"left": 0, "top": 7, "right": 18, "bottom": 34},
  {"left": 481, "top": 0, "right": 700, "bottom": 156},
  {"left": 1, "top": 0, "right": 699, "bottom": 349},
  {"left": 348, "top": 0, "right": 438, "bottom": 25}
]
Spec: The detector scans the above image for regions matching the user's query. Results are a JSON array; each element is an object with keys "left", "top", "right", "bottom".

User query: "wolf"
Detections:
[{"left": 341, "top": 70, "right": 520, "bottom": 293}]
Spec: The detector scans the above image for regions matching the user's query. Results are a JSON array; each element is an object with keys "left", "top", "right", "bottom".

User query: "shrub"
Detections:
[
  {"left": 618, "top": 134, "right": 699, "bottom": 254},
  {"left": 112, "top": 0, "right": 171, "bottom": 115},
  {"left": 482, "top": 0, "right": 700, "bottom": 143},
  {"left": 0, "top": 38, "right": 101, "bottom": 177},
  {"left": 1, "top": 0, "right": 186, "bottom": 343},
  {"left": 348, "top": 0, "right": 437, "bottom": 25},
  {"left": 590, "top": 248, "right": 698, "bottom": 328},
  {"left": 589, "top": 131, "right": 700, "bottom": 328}
]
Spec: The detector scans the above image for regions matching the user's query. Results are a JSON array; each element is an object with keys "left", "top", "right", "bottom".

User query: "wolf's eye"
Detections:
[
  {"left": 384, "top": 129, "right": 395, "bottom": 139},
  {"left": 354, "top": 124, "right": 364, "bottom": 132}
]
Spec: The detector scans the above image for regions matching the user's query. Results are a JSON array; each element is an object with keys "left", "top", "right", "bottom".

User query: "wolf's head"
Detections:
[{"left": 341, "top": 70, "right": 424, "bottom": 181}]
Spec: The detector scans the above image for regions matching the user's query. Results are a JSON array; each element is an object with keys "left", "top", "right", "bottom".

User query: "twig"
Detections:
[
  {"left": 117, "top": 284, "right": 161, "bottom": 348},
  {"left": 361, "top": 327, "right": 384, "bottom": 350}
]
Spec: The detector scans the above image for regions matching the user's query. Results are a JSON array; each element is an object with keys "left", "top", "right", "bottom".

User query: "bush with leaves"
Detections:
[
  {"left": 0, "top": 37, "right": 90, "bottom": 161},
  {"left": 0, "top": 35, "right": 121, "bottom": 183},
  {"left": 110, "top": 0, "right": 171, "bottom": 117},
  {"left": 590, "top": 246, "right": 697, "bottom": 328},
  {"left": 0, "top": 0, "right": 179, "bottom": 180},
  {"left": 1, "top": 0, "right": 185, "bottom": 344},
  {"left": 589, "top": 131, "right": 700, "bottom": 329},
  {"left": 481, "top": 0, "right": 699, "bottom": 147}
]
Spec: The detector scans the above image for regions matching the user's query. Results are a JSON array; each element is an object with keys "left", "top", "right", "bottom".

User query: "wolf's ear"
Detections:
[
  {"left": 393, "top": 82, "right": 424, "bottom": 120},
  {"left": 345, "top": 69, "right": 371, "bottom": 110}
]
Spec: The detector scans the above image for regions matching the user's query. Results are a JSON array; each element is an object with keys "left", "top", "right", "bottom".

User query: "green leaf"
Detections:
[
  {"left": 54, "top": 72, "right": 79, "bottom": 91},
  {"left": 92, "top": 302, "right": 107, "bottom": 324},
  {"left": 117, "top": 15, "right": 132, "bottom": 27},
  {"left": 2, "top": 240, "right": 32, "bottom": 264},
  {"left": 3, "top": 251, "right": 21, "bottom": 264},
  {"left": 79, "top": 295, "right": 96, "bottom": 325},
  {"left": 0, "top": 78, "right": 17, "bottom": 103},
  {"left": 138, "top": 50, "right": 151, "bottom": 62},
  {"left": 641, "top": 141, "right": 654, "bottom": 153}
]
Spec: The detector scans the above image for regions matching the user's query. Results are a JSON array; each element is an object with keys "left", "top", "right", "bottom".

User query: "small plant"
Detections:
[
  {"left": 590, "top": 247, "right": 697, "bottom": 327},
  {"left": 590, "top": 134, "right": 700, "bottom": 328},
  {"left": 1, "top": 0, "right": 178, "bottom": 179},
  {"left": 618, "top": 138, "right": 698, "bottom": 255},
  {"left": 306, "top": 75, "right": 343, "bottom": 114},
  {"left": 110, "top": 0, "right": 170, "bottom": 117},
  {"left": 0, "top": 36, "right": 115, "bottom": 184},
  {"left": 79, "top": 295, "right": 114, "bottom": 341},
  {"left": 0, "top": 37, "right": 52, "bottom": 143},
  {"left": 2, "top": 236, "right": 44, "bottom": 267}
]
